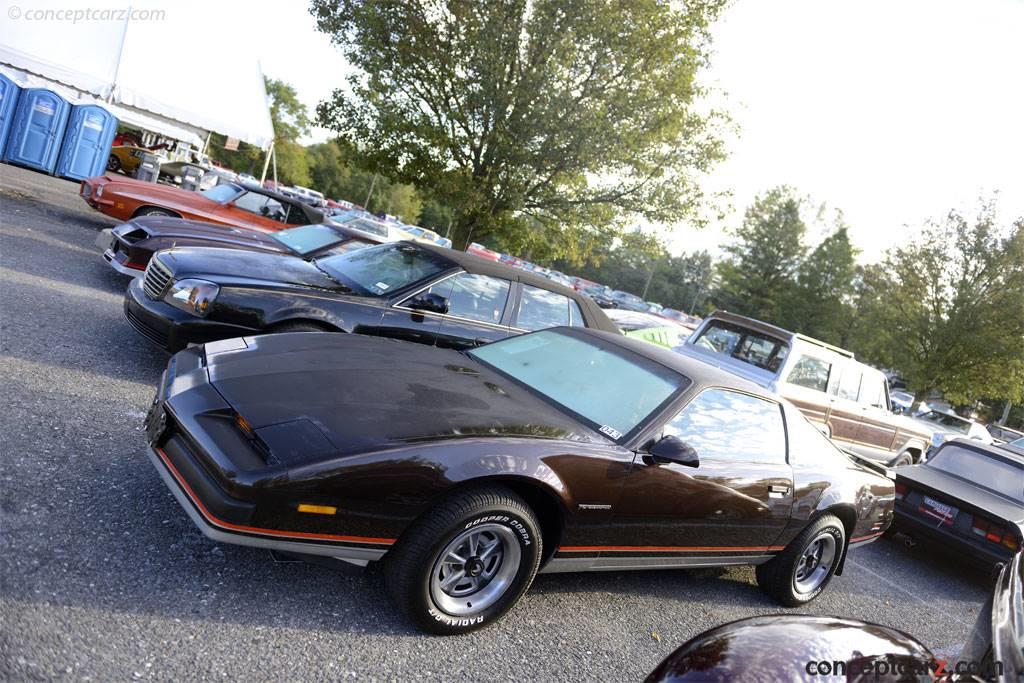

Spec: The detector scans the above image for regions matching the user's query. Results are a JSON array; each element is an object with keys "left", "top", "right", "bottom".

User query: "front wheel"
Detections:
[
  {"left": 107, "top": 154, "right": 122, "bottom": 172},
  {"left": 384, "top": 487, "right": 542, "bottom": 634},
  {"left": 756, "top": 514, "right": 845, "bottom": 606},
  {"left": 892, "top": 451, "right": 914, "bottom": 467}
]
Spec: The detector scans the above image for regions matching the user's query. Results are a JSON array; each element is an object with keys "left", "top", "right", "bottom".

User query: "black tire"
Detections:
[
  {"left": 107, "top": 154, "right": 122, "bottom": 172},
  {"left": 384, "top": 486, "right": 542, "bottom": 635},
  {"left": 134, "top": 207, "right": 177, "bottom": 218},
  {"left": 274, "top": 322, "right": 329, "bottom": 333},
  {"left": 756, "top": 514, "right": 845, "bottom": 606}
]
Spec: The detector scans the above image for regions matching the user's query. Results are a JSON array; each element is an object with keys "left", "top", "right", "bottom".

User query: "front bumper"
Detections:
[
  {"left": 145, "top": 357, "right": 391, "bottom": 564},
  {"left": 124, "top": 277, "right": 256, "bottom": 352}
]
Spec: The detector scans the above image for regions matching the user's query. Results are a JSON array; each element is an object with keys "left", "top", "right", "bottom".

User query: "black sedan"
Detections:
[
  {"left": 893, "top": 439, "right": 1023, "bottom": 568},
  {"left": 97, "top": 216, "right": 387, "bottom": 275},
  {"left": 123, "top": 241, "right": 617, "bottom": 352},
  {"left": 144, "top": 326, "right": 893, "bottom": 634}
]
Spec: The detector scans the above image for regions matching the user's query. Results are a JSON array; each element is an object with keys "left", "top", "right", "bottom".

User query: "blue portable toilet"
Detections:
[
  {"left": 3, "top": 88, "right": 70, "bottom": 174},
  {"left": 56, "top": 104, "right": 118, "bottom": 181},
  {"left": 0, "top": 73, "right": 21, "bottom": 159}
]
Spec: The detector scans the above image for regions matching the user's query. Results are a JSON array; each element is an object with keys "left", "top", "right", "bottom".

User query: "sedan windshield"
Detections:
[
  {"left": 927, "top": 444, "right": 1024, "bottom": 503},
  {"left": 918, "top": 411, "right": 970, "bottom": 434},
  {"left": 470, "top": 329, "right": 687, "bottom": 438},
  {"left": 271, "top": 224, "right": 346, "bottom": 255},
  {"left": 317, "top": 242, "right": 451, "bottom": 295}
]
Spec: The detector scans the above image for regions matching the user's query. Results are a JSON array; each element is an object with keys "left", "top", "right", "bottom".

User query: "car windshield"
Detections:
[
  {"left": 317, "top": 242, "right": 451, "bottom": 295},
  {"left": 200, "top": 184, "right": 244, "bottom": 202},
  {"left": 918, "top": 411, "right": 970, "bottom": 433},
  {"left": 469, "top": 329, "right": 688, "bottom": 438},
  {"left": 927, "top": 444, "right": 1024, "bottom": 503},
  {"left": 270, "top": 224, "right": 346, "bottom": 256},
  {"left": 691, "top": 320, "right": 790, "bottom": 373}
]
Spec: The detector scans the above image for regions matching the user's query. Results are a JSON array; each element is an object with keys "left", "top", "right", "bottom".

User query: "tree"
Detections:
[
  {"left": 306, "top": 141, "right": 351, "bottom": 198},
  {"left": 780, "top": 224, "right": 858, "bottom": 343},
  {"left": 713, "top": 187, "right": 807, "bottom": 322},
  {"left": 311, "top": 0, "right": 727, "bottom": 253},
  {"left": 850, "top": 205, "right": 1024, "bottom": 409}
]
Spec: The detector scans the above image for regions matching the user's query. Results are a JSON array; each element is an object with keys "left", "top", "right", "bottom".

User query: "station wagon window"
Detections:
[
  {"left": 516, "top": 285, "right": 571, "bottom": 330},
  {"left": 664, "top": 388, "right": 787, "bottom": 463},
  {"left": 787, "top": 355, "right": 832, "bottom": 392},
  {"left": 836, "top": 367, "right": 862, "bottom": 401},
  {"left": 859, "top": 374, "right": 888, "bottom": 409},
  {"left": 433, "top": 273, "right": 511, "bottom": 324},
  {"left": 691, "top": 321, "right": 790, "bottom": 373}
]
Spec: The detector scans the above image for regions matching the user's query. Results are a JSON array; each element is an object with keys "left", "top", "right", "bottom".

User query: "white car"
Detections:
[{"left": 912, "top": 409, "right": 995, "bottom": 453}]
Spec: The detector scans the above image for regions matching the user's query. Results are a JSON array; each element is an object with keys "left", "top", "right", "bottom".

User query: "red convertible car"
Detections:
[{"left": 80, "top": 177, "right": 323, "bottom": 232}]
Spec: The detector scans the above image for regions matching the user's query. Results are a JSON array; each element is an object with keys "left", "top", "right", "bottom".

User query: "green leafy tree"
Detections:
[
  {"left": 850, "top": 205, "right": 1024, "bottom": 409},
  {"left": 419, "top": 199, "right": 455, "bottom": 234},
  {"left": 306, "top": 141, "right": 351, "bottom": 198},
  {"left": 311, "top": 0, "right": 727, "bottom": 252},
  {"left": 713, "top": 187, "right": 807, "bottom": 322},
  {"left": 780, "top": 224, "right": 858, "bottom": 343}
]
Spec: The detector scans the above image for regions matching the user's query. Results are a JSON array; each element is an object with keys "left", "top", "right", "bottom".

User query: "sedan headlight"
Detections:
[{"left": 165, "top": 279, "right": 219, "bottom": 317}]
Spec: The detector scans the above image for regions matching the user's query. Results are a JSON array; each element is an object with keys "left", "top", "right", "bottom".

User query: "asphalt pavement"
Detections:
[{"left": 0, "top": 163, "right": 993, "bottom": 681}]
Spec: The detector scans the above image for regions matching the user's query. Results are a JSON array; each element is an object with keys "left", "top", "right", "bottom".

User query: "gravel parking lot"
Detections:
[{"left": 0, "top": 164, "right": 993, "bottom": 681}]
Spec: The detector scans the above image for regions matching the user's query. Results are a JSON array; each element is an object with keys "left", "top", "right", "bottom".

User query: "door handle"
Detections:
[{"left": 768, "top": 484, "right": 791, "bottom": 497}]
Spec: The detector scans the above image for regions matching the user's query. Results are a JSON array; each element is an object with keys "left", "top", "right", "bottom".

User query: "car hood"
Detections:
[
  {"left": 126, "top": 217, "right": 284, "bottom": 251},
  {"left": 204, "top": 333, "right": 601, "bottom": 459},
  {"left": 154, "top": 246, "right": 335, "bottom": 289},
  {"left": 897, "top": 465, "right": 1024, "bottom": 524}
]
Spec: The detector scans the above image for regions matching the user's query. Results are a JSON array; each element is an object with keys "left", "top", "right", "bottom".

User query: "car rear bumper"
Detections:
[
  {"left": 893, "top": 505, "right": 1012, "bottom": 567},
  {"left": 124, "top": 277, "right": 257, "bottom": 352}
]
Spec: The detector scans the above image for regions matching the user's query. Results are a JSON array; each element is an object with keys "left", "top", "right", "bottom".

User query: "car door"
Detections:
[
  {"left": 827, "top": 361, "right": 863, "bottom": 447},
  {"left": 608, "top": 388, "right": 794, "bottom": 561},
  {"left": 851, "top": 370, "right": 899, "bottom": 457},
  {"left": 432, "top": 273, "right": 514, "bottom": 349}
]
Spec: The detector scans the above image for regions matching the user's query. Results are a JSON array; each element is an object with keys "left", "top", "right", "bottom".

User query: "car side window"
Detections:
[
  {"left": 836, "top": 366, "right": 862, "bottom": 401},
  {"left": 859, "top": 375, "right": 887, "bottom": 409},
  {"left": 786, "top": 355, "right": 832, "bottom": 392},
  {"left": 568, "top": 300, "right": 586, "bottom": 327},
  {"left": 441, "top": 273, "right": 511, "bottom": 324},
  {"left": 516, "top": 285, "right": 571, "bottom": 330},
  {"left": 232, "top": 191, "right": 269, "bottom": 215},
  {"left": 664, "top": 388, "right": 787, "bottom": 463}
]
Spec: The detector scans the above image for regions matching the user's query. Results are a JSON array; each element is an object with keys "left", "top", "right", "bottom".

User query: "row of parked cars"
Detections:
[{"left": 75, "top": 172, "right": 1021, "bottom": 674}]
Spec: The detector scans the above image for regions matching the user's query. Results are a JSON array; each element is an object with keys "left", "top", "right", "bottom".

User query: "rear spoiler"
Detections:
[{"left": 841, "top": 448, "right": 895, "bottom": 480}]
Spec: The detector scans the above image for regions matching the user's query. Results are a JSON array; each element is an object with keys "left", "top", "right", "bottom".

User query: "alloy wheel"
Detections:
[
  {"left": 429, "top": 523, "right": 521, "bottom": 616},
  {"left": 793, "top": 532, "right": 837, "bottom": 594}
]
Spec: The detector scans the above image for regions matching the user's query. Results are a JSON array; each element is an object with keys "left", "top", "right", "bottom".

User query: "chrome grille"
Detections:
[{"left": 143, "top": 258, "right": 173, "bottom": 300}]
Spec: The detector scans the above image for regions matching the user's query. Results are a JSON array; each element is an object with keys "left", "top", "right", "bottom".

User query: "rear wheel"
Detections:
[
  {"left": 384, "top": 487, "right": 542, "bottom": 634},
  {"left": 756, "top": 514, "right": 845, "bottom": 606},
  {"left": 893, "top": 450, "right": 915, "bottom": 467},
  {"left": 107, "top": 154, "right": 122, "bottom": 172}
]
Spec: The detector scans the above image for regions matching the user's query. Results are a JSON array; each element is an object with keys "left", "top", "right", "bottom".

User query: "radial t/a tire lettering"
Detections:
[{"left": 383, "top": 486, "right": 542, "bottom": 634}]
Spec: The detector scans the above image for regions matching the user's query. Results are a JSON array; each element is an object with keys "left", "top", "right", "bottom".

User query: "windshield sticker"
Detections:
[
  {"left": 375, "top": 281, "right": 390, "bottom": 291},
  {"left": 599, "top": 425, "right": 623, "bottom": 440}
]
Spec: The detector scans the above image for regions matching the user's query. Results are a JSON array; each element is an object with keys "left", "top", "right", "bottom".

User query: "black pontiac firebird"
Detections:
[
  {"left": 145, "top": 327, "right": 894, "bottom": 634},
  {"left": 123, "top": 240, "right": 616, "bottom": 352}
]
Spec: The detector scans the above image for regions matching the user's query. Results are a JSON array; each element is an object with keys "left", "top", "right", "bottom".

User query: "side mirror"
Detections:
[
  {"left": 407, "top": 292, "right": 449, "bottom": 315},
  {"left": 647, "top": 435, "right": 699, "bottom": 467}
]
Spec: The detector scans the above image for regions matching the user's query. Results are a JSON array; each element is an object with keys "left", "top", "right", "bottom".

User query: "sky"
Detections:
[{"left": 9, "top": 0, "right": 1017, "bottom": 263}]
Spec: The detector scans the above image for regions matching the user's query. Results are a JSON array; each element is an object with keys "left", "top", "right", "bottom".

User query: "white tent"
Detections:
[{"left": 0, "top": 4, "right": 274, "bottom": 149}]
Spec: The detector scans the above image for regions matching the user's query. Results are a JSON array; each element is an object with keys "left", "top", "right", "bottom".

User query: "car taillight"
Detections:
[
  {"left": 972, "top": 517, "right": 1016, "bottom": 547},
  {"left": 894, "top": 483, "right": 907, "bottom": 500}
]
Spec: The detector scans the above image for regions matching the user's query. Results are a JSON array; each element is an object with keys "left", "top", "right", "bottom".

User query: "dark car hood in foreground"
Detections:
[
  {"left": 155, "top": 246, "right": 336, "bottom": 289},
  {"left": 897, "top": 465, "right": 1024, "bottom": 525},
  {"left": 129, "top": 216, "right": 286, "bottom": 251},
  {"left": 204, "top": 333, "right": 602, "bottom": 459}
]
